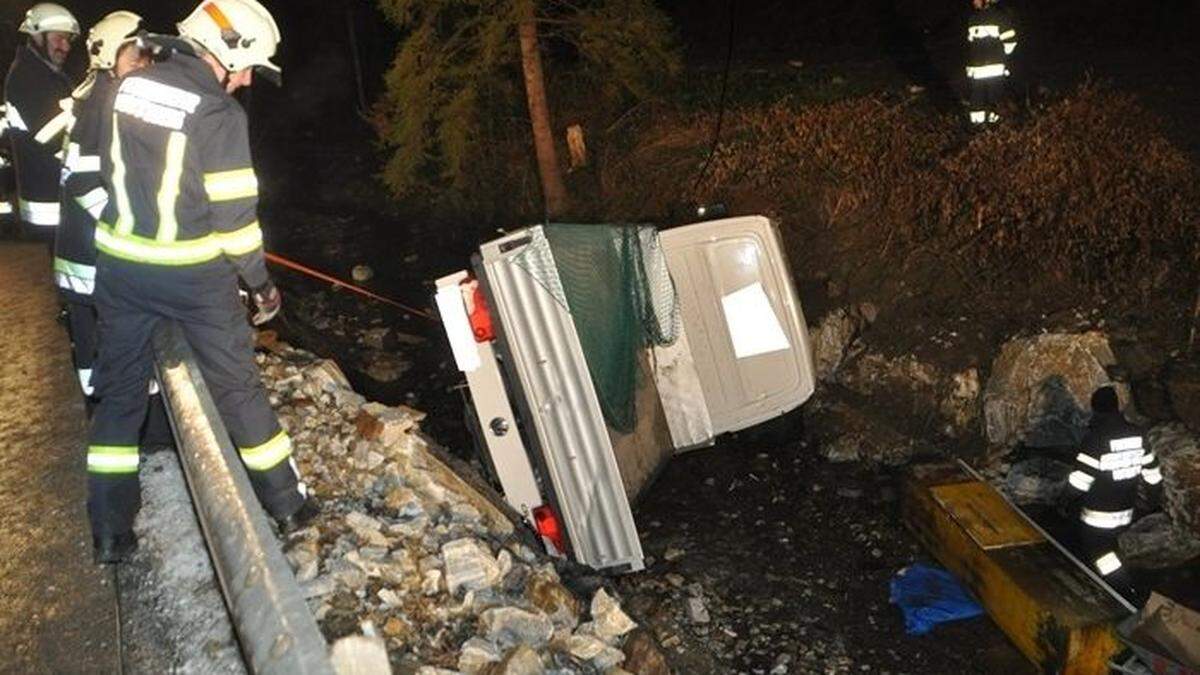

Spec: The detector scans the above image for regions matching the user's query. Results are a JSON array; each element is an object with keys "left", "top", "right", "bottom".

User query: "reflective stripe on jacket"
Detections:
[
  {"left": 1067, "top": 412, "right": 1158, "bottom": 526},
  {"left": 4, "top": 45, "right": 73, "bottom": 226},
  {"left": 97, "top": 46, "right": 269, "bottom": 289}
]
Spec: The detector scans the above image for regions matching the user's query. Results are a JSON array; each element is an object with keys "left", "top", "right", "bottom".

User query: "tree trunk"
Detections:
[{"left": 517, "top": 0, "right": 569, "bottom": 218}]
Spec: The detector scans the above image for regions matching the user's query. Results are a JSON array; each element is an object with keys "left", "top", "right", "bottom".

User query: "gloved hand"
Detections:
[{"left": 251, "top": 281, "right": 281, "bottom": 326}]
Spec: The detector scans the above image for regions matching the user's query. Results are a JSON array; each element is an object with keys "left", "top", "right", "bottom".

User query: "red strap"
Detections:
[{"left": 264, "top": 252, "right": 435, "bottom": 321}]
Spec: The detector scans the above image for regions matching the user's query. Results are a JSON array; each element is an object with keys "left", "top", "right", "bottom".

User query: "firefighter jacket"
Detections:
[
  {"left": 96, "top": 44, "right": 269, "bottom": 290},
  {"left": 966, "top": 4, "right": 1017, "bottom": 80},
  {"left": 4, "top": 44, "right": 73, "bottom": 226},
  {"left": 1067, "top": 411, "right": 1161, "bottom": 531},
  {"left": 56, "top": 74, "right": 114, "bottom": 299}
]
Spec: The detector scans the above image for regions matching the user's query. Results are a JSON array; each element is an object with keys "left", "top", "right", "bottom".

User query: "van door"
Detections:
[{"left": 659, "top": 215, "right": 815, "bottom": 434}]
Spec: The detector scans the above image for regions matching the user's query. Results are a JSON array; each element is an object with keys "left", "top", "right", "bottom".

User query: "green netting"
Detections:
[{"left": 513, "top": 224, "right": 679, "bottom": 432}]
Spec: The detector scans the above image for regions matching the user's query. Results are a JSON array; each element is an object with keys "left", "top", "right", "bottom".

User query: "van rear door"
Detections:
[{"left": 659, "top": 215, "right": 815, "bottom": 435}]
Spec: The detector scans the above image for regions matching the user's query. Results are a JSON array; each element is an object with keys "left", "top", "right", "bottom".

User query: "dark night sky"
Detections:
[{"left": 0, "top": 0, "right": 1192, "bottom": 145}]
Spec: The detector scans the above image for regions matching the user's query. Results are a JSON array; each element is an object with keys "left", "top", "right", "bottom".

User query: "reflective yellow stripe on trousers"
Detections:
[
  {"left": 239, "top": 430, "right": 293, "bottom": 471},
  {"left": 88, "top": 445, "right": 139, "bottom": 474}
]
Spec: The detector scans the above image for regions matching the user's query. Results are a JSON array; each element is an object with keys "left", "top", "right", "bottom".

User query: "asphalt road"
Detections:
[{"left": 0, "top": 242, "right": 121, "bottom": 673}]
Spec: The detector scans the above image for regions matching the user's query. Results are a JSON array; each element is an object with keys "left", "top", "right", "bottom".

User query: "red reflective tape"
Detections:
[{"left": 264, "top": 251, "right": 435, "bottom": 320}]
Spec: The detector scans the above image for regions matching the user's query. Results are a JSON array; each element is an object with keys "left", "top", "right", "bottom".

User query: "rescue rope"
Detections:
[{"left": 264, "top": 252, "right": 437, "bottom": 321}]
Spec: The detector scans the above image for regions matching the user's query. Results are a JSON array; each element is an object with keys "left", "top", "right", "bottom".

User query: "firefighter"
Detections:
[
  {"left": 57, "top": 11, "right": 149, "bottom": 406},
  {"left": 4, "top": 3, "right": 78, "bottom": 236},
  {"left": 1064, "top": 386, "right": 1161, "bottom": 591},
  {"left": 87, "top": 0, "right": 314, "bottom": 563},
  {"left": 965, "top": 0, "right": 1017, "bottom": 128}
]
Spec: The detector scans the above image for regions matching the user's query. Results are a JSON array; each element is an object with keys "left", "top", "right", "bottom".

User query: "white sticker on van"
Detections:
[
  {"left": 435, "top": 283, "right": 482, "bottom": 372},
  {"left": 720, "top": 282, "right": 790, "bottom": 359}
]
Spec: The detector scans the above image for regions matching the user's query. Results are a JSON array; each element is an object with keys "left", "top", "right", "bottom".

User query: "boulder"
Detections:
[
  {"left": 442, "top": 538, "right": 503, "bottom": 594},
  {"left": 621, "top": 630, "right": 670, "bottom": 675},
  {"left": 459, "top": 638, "right": 503, "bottom": 674},
  {"left": 1148, "top": 423, "right": 1200, "bottom": 538},
  {"left": 482, "top": 645, "right": 544, "bottom": 675},
  {"left": 587, "top": 589, "right": 636, "bottom": 642},
  {"left": 526, "top": 571, "right": 581, "bottom": 630},
  {"left": 330, "top": 635, "right": 392, "bottom": 675},
  {"left": 307, "top": 359, "right": 352, "bottom": 392},
  {"left": 480, "top": 607, "right": 555, "bottom": 649},
  {"left": 1003, "top": 457, "right": 1072, "bottom": 505},
  {"left": 810, "top": 308, "right": 863, "bottom": 382},
  {"left": 983, "top": 332, "right": 1126, "bottom": 449},
  {"left": 1118, "top": 513, "right": 1200, "bottom": 569}
]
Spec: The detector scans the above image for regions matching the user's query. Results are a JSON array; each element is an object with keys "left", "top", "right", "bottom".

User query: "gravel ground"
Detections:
[
  {"left": 117, "top": 451, "right": 244, "bottom": 674},
  {"left": 617, "top": 415, "right": 1034, "bottom": 675}
]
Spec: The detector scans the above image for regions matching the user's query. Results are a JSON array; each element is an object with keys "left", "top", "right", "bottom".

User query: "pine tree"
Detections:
[{"left": 374, "top": 0, "right": 679, "bottom": 216}]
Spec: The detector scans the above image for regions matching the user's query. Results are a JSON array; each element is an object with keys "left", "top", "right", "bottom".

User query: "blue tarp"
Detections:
[{"left": 890, "top": 563, "right": 985, "bottom": 635}]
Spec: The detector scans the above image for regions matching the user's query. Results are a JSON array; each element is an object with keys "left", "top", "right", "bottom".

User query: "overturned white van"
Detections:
[{"left": 435, "top": 215, "right": 816, "bottom": 573}]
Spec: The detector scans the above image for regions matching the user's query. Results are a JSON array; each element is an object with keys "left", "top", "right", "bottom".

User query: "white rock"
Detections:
[
  {"left": 458, "top": 637, "right": 502, "bottom": 674},
  {"left": 567, "top": 634, "right": 625, "bottom": 669},
  {"left": 490, "top": 645, "right": 544, "bottom": 675},
  {"left": 422, "top": 569, "right": 443, "bottom": 596},
  {"left": 480, "top": 607, "right": 555, "bottom": 648},
  {"left": 330, "top": 635, "right": 392, "bottom": 675},
  {"left": 346, "top": 511, "right": 383, "bottom": 532},
  {"left": 589, "top": 589, "right": 636, "bottom": 642},
  {"left": 307, "top": 359, "right": 352, "bottom": 392},
  {"left": 686, "top": 596, "right": 711, "bottom": 624},
  {"left": 377, "top": 588, "right": 402, "bottom": 607},
  {"left": 301, "top": 575, "right": 336, "bottom": 599},
  {"left": 442, "top": 538, "right": 502, "bottom": 593}
]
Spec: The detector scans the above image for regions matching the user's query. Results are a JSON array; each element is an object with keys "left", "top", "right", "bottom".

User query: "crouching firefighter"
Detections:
[
  {"left": 87, "top": 0, "right": 315, "bottom": 563},
  {"left": 1064, "top": 386, "right": 1161, "bottom": 592},
  {"left": 58, "top": 11, "right": 149, "bottom": 408},
  {"left": 4, "top": 3, "right": 78, "bottom": 237},
  {"left": 966, "top": 0, "right": 1017, "bottom": 128}
]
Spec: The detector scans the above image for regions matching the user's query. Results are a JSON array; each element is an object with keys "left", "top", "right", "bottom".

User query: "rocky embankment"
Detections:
[{"left": 256, "top": 339, "right": 661, "bottom": 674}]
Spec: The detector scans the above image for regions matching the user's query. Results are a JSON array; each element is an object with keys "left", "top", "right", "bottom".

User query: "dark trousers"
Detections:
[
  {"left": 63, "top": 298, "right": 98, "bottom": 398},
  {"left": 968, "top": 75, "right": 1007, "bottom": 126},
  {"left": 87, "top": 255, "right": 304, "bottom": 538},
  {"left": 62, "top": 295, "right": 173, "bottom": 445},
  {"left": 1080, "top": 525, "right": 1134, "bottom": 591}
]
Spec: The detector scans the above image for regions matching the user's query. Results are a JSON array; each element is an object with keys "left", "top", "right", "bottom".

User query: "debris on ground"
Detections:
[{"left": 257, "top": 341, "right": 644, "bottom": 671}]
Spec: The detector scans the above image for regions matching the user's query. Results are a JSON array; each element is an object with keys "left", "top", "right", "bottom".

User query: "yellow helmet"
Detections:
[
  {"left": 177, "top": 0, "right": 281, "bottom": 83},
  {"left": 86, "top": 11, "right": 142, "bottom": 71},
  {"left": 18, "top": 3, "right": 80, "bottom": 36}
]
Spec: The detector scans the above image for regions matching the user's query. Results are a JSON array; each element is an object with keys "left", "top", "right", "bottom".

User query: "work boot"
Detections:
[
  {"left": 275, "top": 497, "right": 320, "bottom": 534},
  {"left": 93, "top": 532, "right": 138, "bottom": 564}
]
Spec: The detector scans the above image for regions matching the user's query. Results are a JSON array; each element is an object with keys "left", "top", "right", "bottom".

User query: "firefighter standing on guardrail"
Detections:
[
  {"left": 4, "top": 3, "right": 78, "bottom": 237},
  {"left": 1063, "top": 386, "right": 1161, "bottom": 593},
  {"left": 965, "top": 0, "right": 1017, "bottom": 128},
  {"left": 86, "top": 0, "right": 315, "bottom": 564}
]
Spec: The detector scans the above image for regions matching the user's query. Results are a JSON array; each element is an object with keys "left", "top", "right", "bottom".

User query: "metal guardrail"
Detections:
[{"left": 153, "top": 321, "right": 335, "bottom": 675}]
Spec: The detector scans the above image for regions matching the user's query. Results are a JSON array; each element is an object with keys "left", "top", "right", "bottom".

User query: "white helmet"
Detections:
[
  {"left": 177, "top": 0, "right": 281, "bottom": 83},
  {"left": 87, "top": 11, "right": 142, "bottom": 71},
  {"left": 18, "top": 3, "right": 79, "bottom": 36}
]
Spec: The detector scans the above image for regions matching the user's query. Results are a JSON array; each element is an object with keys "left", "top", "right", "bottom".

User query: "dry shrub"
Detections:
[{"left": 613, "top": 83, "right": 1199, "bottom": 291}]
